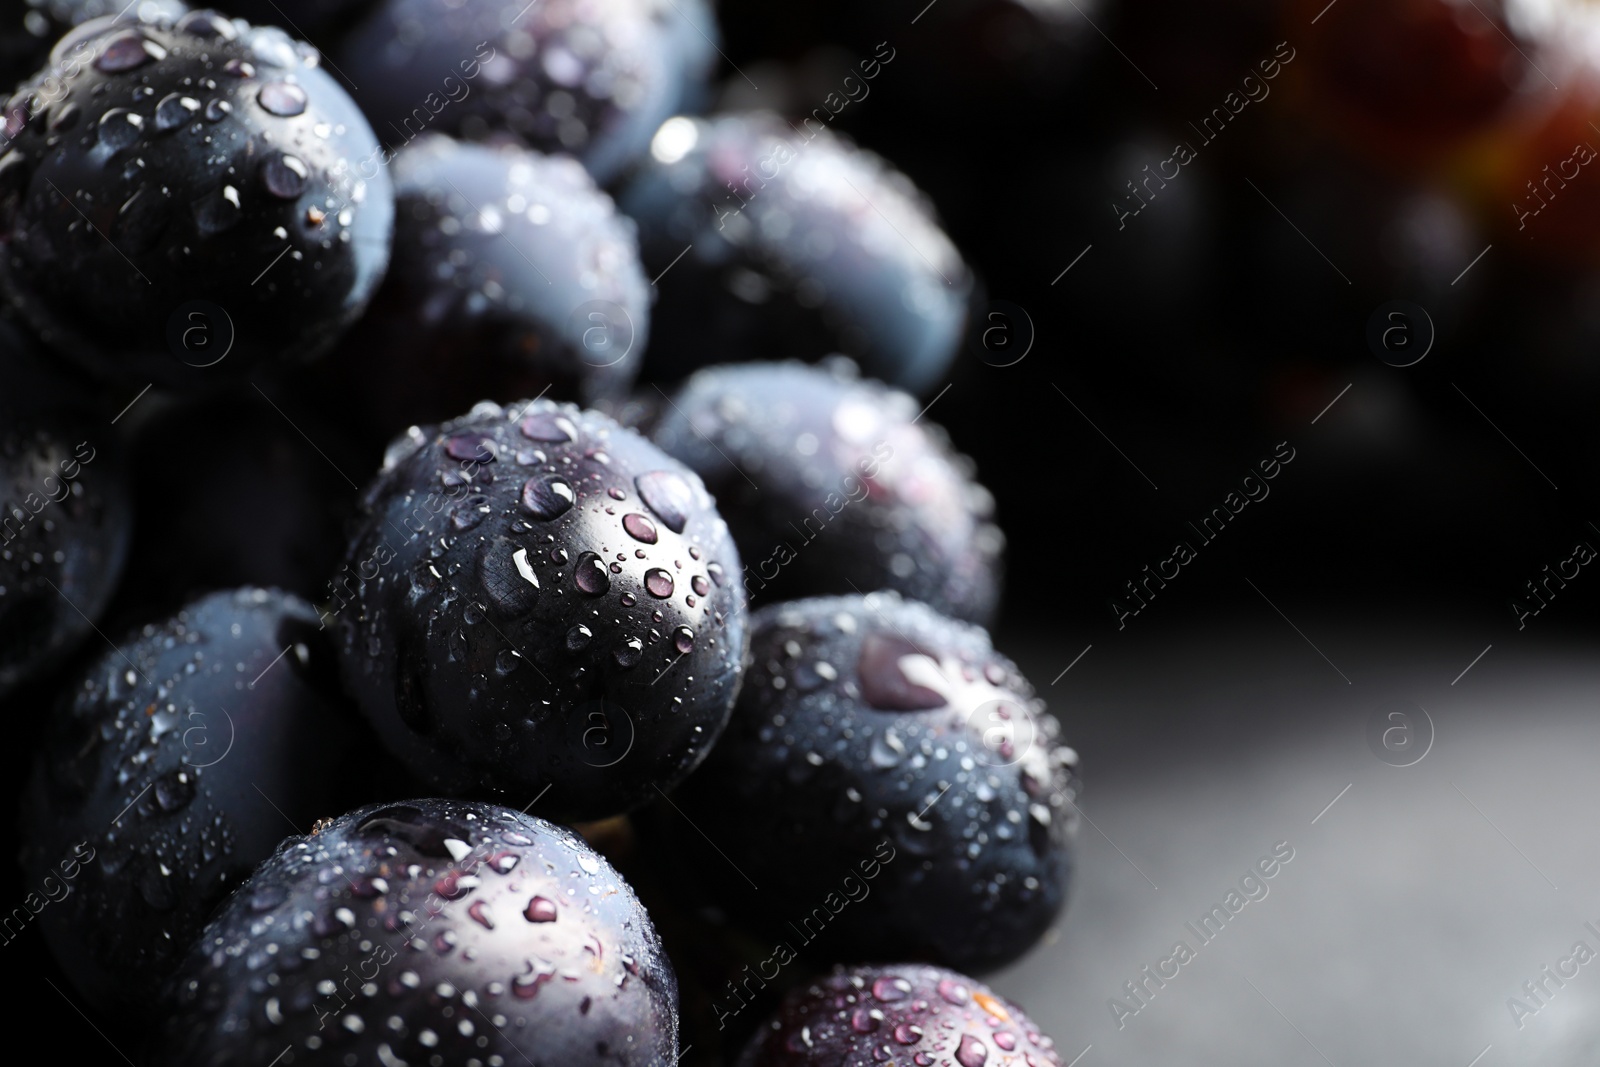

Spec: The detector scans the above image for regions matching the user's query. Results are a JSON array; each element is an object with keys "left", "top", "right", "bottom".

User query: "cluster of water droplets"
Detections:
[
  {"left": 653, "top": 360, "right": 1004, "bottom": 623},
  {"left": 344, "top": 399, "right": 745, "bottom": 808},
  {"left": 165, "top": 801, "right": 674, "bottom": 1065},
  {"left": 755, "top": 595, "right": 1075, "bottom": 872},
  {"left": 1, "top": 10, "right": 374, "bottom": 265},
  {"left": 393, "top": 132, "right": 649, "bottom": 352},
  {"left": 767, "top": 966, "right": 1062, "bottom": 1067}
]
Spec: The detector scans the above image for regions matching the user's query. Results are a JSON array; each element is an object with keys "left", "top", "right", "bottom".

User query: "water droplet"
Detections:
[
  {"left": 994, "top": 1032, "right": 1017, "bottom": 1051},
  {"left": 613, "top": 637, "right": 643, "bottom": 668},
  {"left": 96, "top": 108, "right": 143, "bottom": 151},
  {"left": 872, "top": 976, "right": 911, "bottom": 1002},
  {"left": 452, "top": 498, "right": 488, "bottom": 530},
  {"left": 893, "top": 1023, "right": 924, "bottom": 1045},
  {"left": 955, "top": 1034, "right": 989, "bottom": 1067},
  {"left": 260, "top": 153, "right": 308, "bottom": 199},
  {"left": 520, "top": 412, "right": 575, "bottom": 442},
  {"left": 434, "top": 869, "right": 478, "bottom": 900},
  {"left": 521, "top": 476, "right": 574, "bottom": 520},
  {"left": 870, "top": 729, "right": 905, "bottom": 768},
  {"left": 445, "top": 433, "right": 496, "bottom": 463},
  {"left": 94, "top": 31, "right": 164, "bottom": 73},
  {"left": 176, "top": 10, "right": 238, "bottom": 39},
  {"left": 154, "top": 93, "right": 200, "bottom": 132},
  {"left": 851, "top": 1007, "right": 882, "bottom": 1033},
  {"left": 467, "top": 900, "right": 495, "bottom": 929},
  {"left": 222, "top": 58, "right": 256, "bottom": 78},
  {"left": 938, "top": 978, "right": 970, "bottom": 1005},
  {"left": 643, "top": 568, "right": 674, "bottom": 599},
  {"left": 524, "top": 896, "right": 557, "bottom": 922},
  {"left": 622, "top": 513, "right": 657, "bottom": 544},
  {"left": 574, "top": 552, "right": 610, "bottom": 596},
  {"left": 691, "top": 575, "right": 709, "bottom": 596},
  {"left": 257, "top": 81, "right": 308, "bottom": 117},
  {"left": 858, "top": 634, "right": 947, "bottom": 711},
  {"left": 512, "top": 959, "right": 555, "bottom": 999},
  {"left": 565, "top": 624, "right": 592, "bottom": 651},
  {"left": 192, "top": 184, "right": 243, "bottom": 235},
  {"left": 204, "top": 99, "right": 232, "bottom": 122},
  {"left": 154, "top": 768, "right": 195, "bottom": 811},
  {"left": 672, "top": 626, "right": 695, "bottom": 654},
  {"left": 634, "top": 471, "right": 693, "bottom": 533}
]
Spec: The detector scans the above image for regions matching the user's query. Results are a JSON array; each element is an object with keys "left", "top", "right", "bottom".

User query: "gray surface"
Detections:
[{"left": 990, "top": 617, "right": 1600, "bottom": 1067}]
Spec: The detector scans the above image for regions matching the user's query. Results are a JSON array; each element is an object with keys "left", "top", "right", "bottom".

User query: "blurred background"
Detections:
[{"left": 7, "top": 0, "right": 1600, "bottom": 1063}]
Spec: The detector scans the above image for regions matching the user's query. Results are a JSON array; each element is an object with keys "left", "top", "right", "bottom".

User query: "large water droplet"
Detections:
[
  {"left": 176, "top": 10, "right": 238, "bottom": 39},
  {"left": 257, "top": 81, "right": 307, "bottom": 117},
  {"left": 872, "top": 977, "right": 911, "bottom": 1002},
  {"left": 154, "top": 768, "right": 195, "bottom": 811},
  {"left": 643, "top": 568, "right": 674, "bottom": 599},
  {"left": 622, "top": 513, "right": 657, "bottom": 544},
  {"left": 869, "top": 730, "right": 905, "bottom": 769},
  {"left": 672, "top": 626, "right": 695, "bottom": 654},
  {"left": 260, "top": 153, "right": 308, "bottom": 199},
  {"left": 955, "top": 1034, "right": 989, "bottom": 1067},
  {"left": 521, "top": 476, "right": 574, "bottom": 520},
  {"left": 97, "top": 108, "right": 143, "bottom": 150},
  {"left": 512, "top": 959, "right": 555, "bottom": 999},
  {"left": 613, "top": 637, "right": 642, "bottom": 668},
  {"left": 574, "top": 552, "right": 609, "bottom": 596},
  {"left": 634, "top": 471, "right": 693, "bottom": 533},
  {"left": 445, "top": 432, "right": 496, "bottom": 463},
  {"left": 94, "top": 31, "right": 164, "bottom": 73},
  {"left": 154, "top": 92, "right": 199, "bottom": 132},
  {"left": 851, "top": 1007, "right": 882, "bottom": 1033},
  {"left": 524, "top": 896, "right": 557, "bottom": 923},
  {"left": 520, "top": 411, "right": 575, "bottom": 443},
  {"left": 858, "top": 634, "right": 947, "bottom": 711},
  {"left": 566, "top": 624, "right": 592, "bottom": 650},
  {"left": 192, "top": 184, "right": 243, "bottom": 234}
]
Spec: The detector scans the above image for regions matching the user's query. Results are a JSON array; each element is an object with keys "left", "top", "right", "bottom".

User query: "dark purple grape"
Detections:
[
  {"left": 0, "top": 9, "right": 394, "bottom": 389},
  {"left": 0, "top": 332, "right": 130, "bottom": 700},
  {"left": 20, "top": 588, "right": 365, "bottom": 1019},
  {"left": 651, "top": 360, "right": 1003, "bottom": 623},
  {"left": 648, "top": 593, "right": 1078, "bottom": 974},
  {"left": 618, "top": 111, "right": 975, "bottom": 392},
  {"left": 738, "top": 963, "right": 1063, "bottom": 1067},
  {"left": 152, "top": 799, "right": 679, "bottom": 1066},
  {"left": 335, "top": 399, "right": 747, "bottom": 821},
  {"left": 338, "top": 0, "right": 718, "bottom": 184},
  {"left": 325, "top": 133, "right": 649, "bottom": 450}
]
